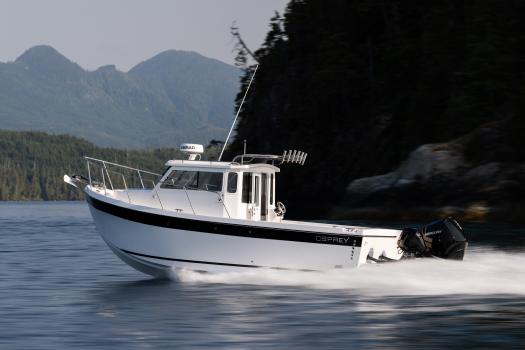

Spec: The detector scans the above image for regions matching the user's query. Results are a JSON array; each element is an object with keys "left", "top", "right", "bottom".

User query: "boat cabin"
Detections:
[{"left": 157, "top": 159, "right": 280, "bottom": 221}]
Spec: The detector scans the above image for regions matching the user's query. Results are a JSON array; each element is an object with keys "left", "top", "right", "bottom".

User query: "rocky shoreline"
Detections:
[{"left": 341, "top": 120, "right": 525, "bottom": 223}]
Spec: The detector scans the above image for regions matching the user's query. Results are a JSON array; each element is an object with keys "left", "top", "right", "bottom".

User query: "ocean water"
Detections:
[{"left": 1, "top": 202, "right": 525, "bottom": 349}]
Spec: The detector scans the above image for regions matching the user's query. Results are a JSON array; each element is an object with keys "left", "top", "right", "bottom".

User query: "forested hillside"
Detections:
[
  {"left": 0, "top": 131, "right": 184, "bottom": 200},
  {"left": 0, "top": 46, "right": 239, "bottom": 148},
  {"left": 227, "top": 0, "right": 525, "bottom": 221}
]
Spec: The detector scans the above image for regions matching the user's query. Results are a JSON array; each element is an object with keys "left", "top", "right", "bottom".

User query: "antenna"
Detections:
[{"left": 218, "top": 64, "right": 259, "bottom": 161}]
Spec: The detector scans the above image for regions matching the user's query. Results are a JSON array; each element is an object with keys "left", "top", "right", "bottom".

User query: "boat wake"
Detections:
[{"left": 174, "top": 248, "right": 525, "bottom": 296}]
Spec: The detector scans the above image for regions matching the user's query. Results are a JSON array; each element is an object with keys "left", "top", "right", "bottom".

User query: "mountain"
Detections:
[
  {"left": 227, "top": 0, "right": 525, "bottom": 221},
  {"left": 129, "top": 50, "right": 239, "bottom": 130},
  {"left": 0, "top": 46, "right": 240, "bottom": 148}
]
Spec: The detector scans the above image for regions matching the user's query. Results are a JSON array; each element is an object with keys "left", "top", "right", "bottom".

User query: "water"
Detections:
[{"left": 1, "top": 202, "right": 525, "bottom": 349}]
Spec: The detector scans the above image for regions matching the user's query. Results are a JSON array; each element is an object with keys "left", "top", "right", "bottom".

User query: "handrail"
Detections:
[
  {"left": 103, "top": 162, "right": 114, "bottom": 190},
  {"left": 153, "top": 185, "right": 164, "bottom": 210},
  {"left": 85, "top": 156, "right": 164, "bottom": 210},
  {"left": 84, "top": 156, "right": 161, "bottom": 176},
  {"left": 232, "top": 154, "right": 281, "bottom": 165},
  {"left": 182, "top": 187, "right": 196, "bottom": 215},
  {"left": 121, "top": 174, "right": 131, "bottom": 203},
  {"left": 101, "top": 168, "right": 107, "bottom": 195},
  {"left": 87, "top": 161, "right": 92, "bottom": 184},
  {"left": 218, "top": 192, "right": 231, "bottom": 219}
]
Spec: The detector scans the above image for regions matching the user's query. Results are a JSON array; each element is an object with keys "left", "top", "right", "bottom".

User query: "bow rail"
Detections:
[{"left": 84, "top": 156, "right": 162, "bottom": 190}]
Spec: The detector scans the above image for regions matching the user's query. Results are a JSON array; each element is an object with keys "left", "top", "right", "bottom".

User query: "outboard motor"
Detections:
[{"left": 398, "top": 217, "right": 468, "bottom": 260}]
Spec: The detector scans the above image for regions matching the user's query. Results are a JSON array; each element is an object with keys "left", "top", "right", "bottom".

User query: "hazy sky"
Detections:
[{"left": 0, "top": 0, "right": 288, "bottom": 71}]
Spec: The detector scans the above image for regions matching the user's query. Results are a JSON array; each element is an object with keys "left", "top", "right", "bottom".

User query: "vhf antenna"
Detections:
[{"left": 218, "top": 64, "right": 259, "bottom": 161}]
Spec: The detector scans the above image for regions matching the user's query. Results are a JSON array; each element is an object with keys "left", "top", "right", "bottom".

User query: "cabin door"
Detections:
[{"left": 261, "top": 173, "right": 268, "bottom": 220}]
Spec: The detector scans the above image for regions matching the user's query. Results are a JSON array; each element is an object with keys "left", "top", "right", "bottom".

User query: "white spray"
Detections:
[{"left": 174, "top": 248, "right": 525, "bottom": 296}]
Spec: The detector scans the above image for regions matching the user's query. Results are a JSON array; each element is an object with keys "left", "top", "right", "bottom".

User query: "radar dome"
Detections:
[{"left": 180, "top": 143, "right": 204, "bottom": 160}]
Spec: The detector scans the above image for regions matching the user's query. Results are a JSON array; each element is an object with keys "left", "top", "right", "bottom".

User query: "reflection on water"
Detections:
[{"left": 1, "top": 202, "right": 524, "bottom": 349}]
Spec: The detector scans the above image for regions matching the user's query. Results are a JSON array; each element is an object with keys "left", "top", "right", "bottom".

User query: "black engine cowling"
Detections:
[{"left": 398, "top": 217, "right": 468, "bottom": 260}]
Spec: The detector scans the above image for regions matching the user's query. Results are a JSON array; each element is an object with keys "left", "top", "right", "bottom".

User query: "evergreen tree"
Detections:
[{"left": 226, "top": 0, "right": 525, "bottom": 214}]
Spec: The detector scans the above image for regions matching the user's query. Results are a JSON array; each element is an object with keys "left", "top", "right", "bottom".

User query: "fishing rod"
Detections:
[{"left": 218, "top": 64, "right": 259, "bottom": 161}]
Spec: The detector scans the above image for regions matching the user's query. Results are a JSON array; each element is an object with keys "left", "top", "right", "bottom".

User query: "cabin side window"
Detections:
[
  {"left": 241, "top": 173, "right": 252, "bottom": 203},
  {"left": 254, "top": 176, "right": 259, "bottom": 205},
  {"left": 227, "top": 172, "right": 238, "bottom": 193},
  {"left": 161, "top": 170, "right": 223, "bottom": 191}
]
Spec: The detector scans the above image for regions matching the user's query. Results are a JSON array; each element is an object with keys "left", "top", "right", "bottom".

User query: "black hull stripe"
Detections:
[{"left": 87, "top": 195, "right": 364, "bottom": 247}]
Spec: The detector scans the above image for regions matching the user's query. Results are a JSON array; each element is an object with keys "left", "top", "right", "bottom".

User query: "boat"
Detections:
[{"left": 64, "top": 144, "right": 468, "bottom": 278}]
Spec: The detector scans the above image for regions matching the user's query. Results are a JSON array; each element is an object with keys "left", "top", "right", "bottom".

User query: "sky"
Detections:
[{"left": 0, "top": 0, "right": 288, "bottom": 71}]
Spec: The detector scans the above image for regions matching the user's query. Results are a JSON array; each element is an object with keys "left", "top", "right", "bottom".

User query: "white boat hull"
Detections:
[{"left": 86, "top": 191, "right": 404, "bottom": 277}]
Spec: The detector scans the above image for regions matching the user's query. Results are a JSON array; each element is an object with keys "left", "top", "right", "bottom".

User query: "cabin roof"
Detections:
[{"left": 165, "top": 159, "right": 280, "bottom": 172}]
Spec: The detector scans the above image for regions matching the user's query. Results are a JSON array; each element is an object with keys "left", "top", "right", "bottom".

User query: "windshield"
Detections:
[{"left": 160, "top": 170, "right": 223, "bottom": 191}]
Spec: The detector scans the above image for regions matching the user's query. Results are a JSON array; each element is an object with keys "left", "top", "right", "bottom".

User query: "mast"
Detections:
[{"left": 218, "top": 64, "right": 259, "bottom": 161}]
